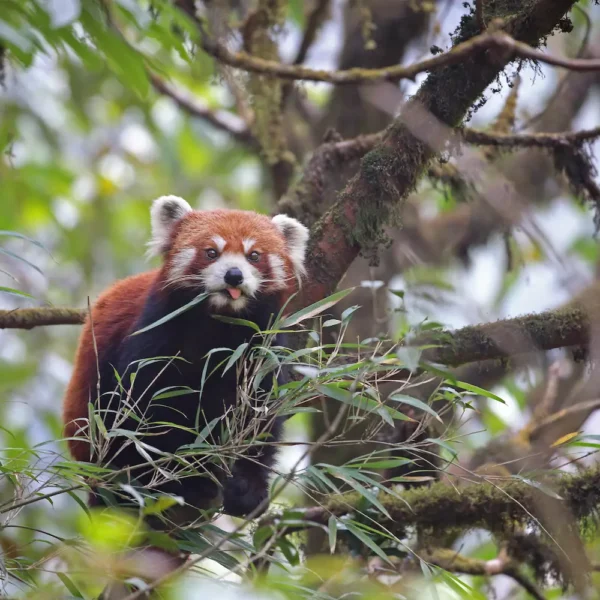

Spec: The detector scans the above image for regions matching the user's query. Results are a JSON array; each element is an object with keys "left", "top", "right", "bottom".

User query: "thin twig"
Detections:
[
  {"left": 281, "top": 0, "right": 331, "bottom": 107},
  {"left": 292, "top": 0, "right": 331, "bottom": 67},
  {"left": 462, "top": 124, "right": 600, "bottom": 148},
  {"left": 149, "top": 73, "right": 255, "bottom": 146}
]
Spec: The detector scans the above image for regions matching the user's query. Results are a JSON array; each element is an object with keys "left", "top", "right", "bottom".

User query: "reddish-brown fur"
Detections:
[
  {"left": 63, "top": 209, "right": 297, "bottom": 463},
  {"left": 63, "top": 271, "right": 158, "bottom": 461}
]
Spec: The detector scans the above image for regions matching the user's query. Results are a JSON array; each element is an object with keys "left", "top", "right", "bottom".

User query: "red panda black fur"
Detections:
[{"left": 63, "top": 196, "right": 309, "bottom": 520}]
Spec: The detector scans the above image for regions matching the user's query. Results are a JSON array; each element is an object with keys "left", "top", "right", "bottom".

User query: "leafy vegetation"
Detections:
[{"left": 2, "top": 1, "right": 600, "bottom": 599}]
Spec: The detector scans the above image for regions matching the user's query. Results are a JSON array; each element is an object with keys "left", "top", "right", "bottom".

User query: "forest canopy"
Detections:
[{"left": 2, "top": 1, "right": 600, "bottom": 599}]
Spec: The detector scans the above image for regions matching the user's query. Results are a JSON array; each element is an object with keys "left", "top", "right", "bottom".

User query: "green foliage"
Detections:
[{"left": 2, "top": 1, "right": 600, "bottom": 599}]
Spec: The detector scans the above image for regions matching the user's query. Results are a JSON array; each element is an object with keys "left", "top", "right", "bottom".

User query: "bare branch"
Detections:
[
  {"left": 201, "top": 30, "right": 600, "bottom": 85},
  {"left": 462, "top": 124, "right": 600, "bottom": 148},
  {"left": 149, "top": 74, "right": 255, "bottom": 146},
  {"left": 292, "top": 0, "right": 331, "bottom": 67}
]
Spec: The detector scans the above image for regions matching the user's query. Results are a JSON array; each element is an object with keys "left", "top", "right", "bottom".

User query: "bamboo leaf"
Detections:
[
  {"left": 131, "top": 293, "right": 208, "bottom": 335},
  {"left": 281, "top": 288, "right": 354, "bottom": 328}
]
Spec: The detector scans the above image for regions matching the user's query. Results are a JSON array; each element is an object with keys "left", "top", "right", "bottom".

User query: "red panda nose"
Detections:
[{"left": 224, "top": 268, "right": 244, "bottom": 287}]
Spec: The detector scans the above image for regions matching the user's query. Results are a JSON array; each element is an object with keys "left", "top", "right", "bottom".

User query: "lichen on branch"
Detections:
[
  {"left": 269, "top": 465, "right": 600, "bottom": 541},
  {"left": 298, "top": 0, "right": 579, "bottom": 308}
]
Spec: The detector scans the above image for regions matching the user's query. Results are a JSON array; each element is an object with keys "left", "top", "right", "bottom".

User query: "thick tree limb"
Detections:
[
  {"left": 2, "top": 298, "right": 592, "bottom": 372},
  {"left": 300, "top": 0, "right": 578, "bottom": 307},
  {"left": 268, "top": 465, "right": 600, "bottom": 537},
  {"left": 417, "top": 306, "right": 589, "bottom": 367}
]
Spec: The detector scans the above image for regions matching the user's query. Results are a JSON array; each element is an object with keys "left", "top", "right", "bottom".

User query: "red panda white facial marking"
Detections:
[
  {"left": 169, "top": 247, "right": 197, "bottom": 282},
  {"left": 148, "top": 196, "right": 309, "bottom": 312}
]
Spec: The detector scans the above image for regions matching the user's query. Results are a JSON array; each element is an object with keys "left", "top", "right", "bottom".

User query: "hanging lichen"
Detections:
[{"left": 242, "top": 0, "right": 294, "bottom": 177}]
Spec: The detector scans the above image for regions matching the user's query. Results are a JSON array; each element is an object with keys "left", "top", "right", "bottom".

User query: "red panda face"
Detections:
[{"left": 148, "top": 196, "right": 309, "bottom": 313}]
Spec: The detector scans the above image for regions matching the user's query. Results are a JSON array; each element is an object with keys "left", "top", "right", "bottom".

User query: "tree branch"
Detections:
[
  {"left": 298, "top": 0, "right": 578, "bottom": 308},
  {"left": 417, "top": 305, "right": 589, "bottom": 367},
  {"left": 201, "top": 29, "right": 600, "bottom": 85},
  {"left": 419, "top": 549, "right": 545, "bottom": 600},
  {"left": 0, "top": 308, "right": 85, "bottom": 329},
  {"left": 149, "top": 74, "right": 255, "bottom": 147},
  {"left": 266, "top": 465, "right": 600, "bottom": 539},
  {"left": 291, "top": 0, "right": 331, "bottom": 67},
  {"left": 462, "top": 124, "right": 600, "bottom": 148},
  {"left": 2, "top": 290, "right": 594, "bottom": 369}
]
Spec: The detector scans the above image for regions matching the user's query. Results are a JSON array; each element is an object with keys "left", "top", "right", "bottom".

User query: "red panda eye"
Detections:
[
  {"left": 248, "top": 251, "right": 260, "bottom": 263},
  {"left": 205, "top": 248, "right": 218, "bottom": 260}
]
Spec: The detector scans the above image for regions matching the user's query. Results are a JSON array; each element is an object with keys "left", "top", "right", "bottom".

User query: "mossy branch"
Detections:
[
  {"left": 266, "top": 466, "right": 600, "bottom": 540},
  {"left": 0, "top": 308, "right": 85, "bottom": 329},
  {"left": 297, "top": 0, "right": 577, "bottom": 308},
  {"left": 276, "top": 121, "right": 600, "bottom": 230},
  {"left": 417, "top": 306, "right": 589, "bottom": 367},
  {"left": 2, "top": 299, "right": 593, "bottom": 370},
  {"left": 419, "top": 549, "right": 546, "bottom": 600}
]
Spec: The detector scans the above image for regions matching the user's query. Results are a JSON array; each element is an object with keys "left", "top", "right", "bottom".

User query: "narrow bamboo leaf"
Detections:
[
  {"left": 151, "top": 386, "right": 195, "bottom": 400},
  {"left": 345, "top": 522, "right": 391, "bottom": 565},
  {"left": 131, "top": 293, "right": 208, "bottom": 335},
  {"left": 425, "top": 437, "right": 457, "bottom": 459},
  {"left": 346, "top": 457, "right": 414, "bottom": 470},
  {"left": 0, "top": 286, "right": 35, "bottom": 299},
  {"left": 143, "top": 494, "right": 184, "bottom": 516},
  {"left": 281, "top": 288, "right": 354, "bottom": 328},
  {"left": 551, "top": 432, "right": 579, "bottom": 447},
  {"left": 389, "top": 393, "right": 443, "bottom": 423},
  {"left": 512, "top": 475, "right": 563, "bottom": 499},
  {"left": 56, "top": 573, "right": 84, "bottom": 598},
  {"left": 66, "top": 490, "right": 90, "bottom": 519},
  {"left": 211, "top": 314, "right": 261, "bottom": 332},
  {"left": 0, "top": 247, "right": 43, "bottom": 275},
  {"left": 222, "top": 342, "right": 248, "bottom": 374},
  {"left": 455, "top": 380, "right": 506, "bottom": 404},
  {"left": 328, "top": 516, "right": 337, "bottom": 554},
  {"left": 324, "top": 465, "right": 391, "bottom": 518},
  {"left": 0, "top": 230, "right": 48, "bottom": 251},
  {"left": 304, "top": 465, "right": 340, "bottom": 494}
]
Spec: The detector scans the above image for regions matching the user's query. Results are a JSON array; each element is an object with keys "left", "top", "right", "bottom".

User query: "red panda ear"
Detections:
[
  {"left": 148, "top": 195, "right": 192, "bottom": 257},
  {"left": 272, "top": 214, "right": 310, "bottom": 277}
]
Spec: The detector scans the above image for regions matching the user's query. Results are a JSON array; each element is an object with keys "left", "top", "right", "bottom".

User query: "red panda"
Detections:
[{"left": 63, "top": 196, "right": 309, "bottom": 520}]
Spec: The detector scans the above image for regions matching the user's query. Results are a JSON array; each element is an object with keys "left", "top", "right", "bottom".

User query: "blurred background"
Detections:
[{"left": 1, "top": 1, "right": 600, "bottom": 598}]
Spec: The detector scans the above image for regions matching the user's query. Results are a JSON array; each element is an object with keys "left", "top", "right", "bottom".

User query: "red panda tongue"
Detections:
[{"left": 226, "top": 287, "right": 242, "bottom": 300}]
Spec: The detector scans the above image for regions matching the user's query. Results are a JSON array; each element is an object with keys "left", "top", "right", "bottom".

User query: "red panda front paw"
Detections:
[{"left": 222, "top": 474, "right": 269, "bottom": 518}]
